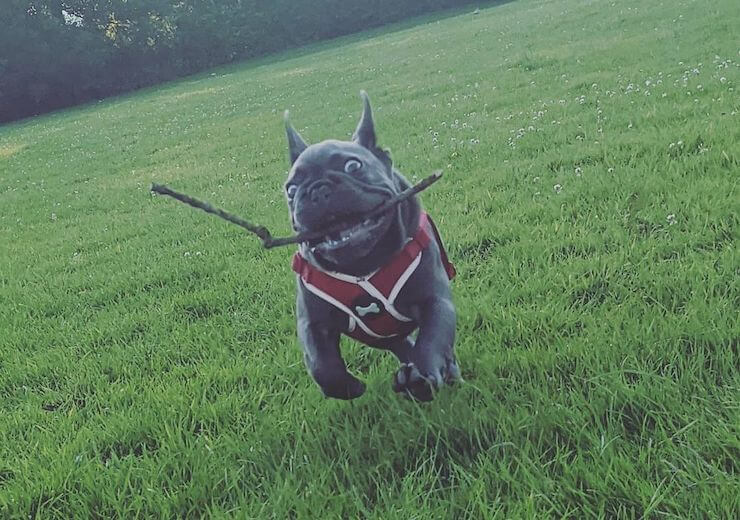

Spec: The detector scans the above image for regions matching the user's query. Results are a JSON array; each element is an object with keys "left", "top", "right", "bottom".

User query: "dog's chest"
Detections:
[
  {"left": 292, "top": 233, "right": 425, "bottom": 344},
  {"left": 293, "top": 211, "right": 456, "bottom": 346}
]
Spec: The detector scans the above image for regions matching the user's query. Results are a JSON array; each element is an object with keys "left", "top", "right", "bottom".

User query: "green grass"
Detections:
[{"left": 1, "top": 0, "right": 738, "bottom": 517}]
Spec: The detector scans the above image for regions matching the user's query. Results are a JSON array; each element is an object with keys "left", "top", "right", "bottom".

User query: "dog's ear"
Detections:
[
  {"left": 284, "top": 110, "right": 308, "bottom": 164},
  {"left": 352, "top": 90, "right": 377, "bottom": 150},
  {"left": 353, "top": 91, "right": 393, "bottom": 171}
]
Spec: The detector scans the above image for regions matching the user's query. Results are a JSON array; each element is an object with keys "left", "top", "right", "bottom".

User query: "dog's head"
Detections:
[{"left": 283, "top": 92, "right": 420, "bottom": 276}]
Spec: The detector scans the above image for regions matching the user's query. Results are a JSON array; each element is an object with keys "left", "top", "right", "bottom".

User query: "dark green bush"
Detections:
[{"left": 0, "top": 0, "right": 486, "bottom": 123}]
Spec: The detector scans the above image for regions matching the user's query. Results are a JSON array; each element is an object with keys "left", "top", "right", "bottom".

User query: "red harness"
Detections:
[{"left": 292, "top": 212, "right": 455, "bottom": 346}]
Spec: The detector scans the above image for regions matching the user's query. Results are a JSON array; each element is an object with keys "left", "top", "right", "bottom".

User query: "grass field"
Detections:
[{"left": 1, "top": 0, "right": 739, "bottom": 517}]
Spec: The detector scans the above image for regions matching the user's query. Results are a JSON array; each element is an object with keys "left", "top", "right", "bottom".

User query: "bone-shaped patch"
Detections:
[{"left": 355, "top": 302, "right": 381, "bottom": 317}]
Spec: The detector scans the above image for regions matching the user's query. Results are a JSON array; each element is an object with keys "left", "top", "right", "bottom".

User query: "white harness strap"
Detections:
[
  {"left": 301, "top": 280, "right": 391, "bottom": 339},
  {"left": 358, "top": 252, "right": 421, "bottom": 323},
  {"left": 306, "top": 250, "right": 424, "bottom": 338}
]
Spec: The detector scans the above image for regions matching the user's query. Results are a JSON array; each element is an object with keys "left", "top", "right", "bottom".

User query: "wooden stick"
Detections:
[
  {"left": 151, "top": 170, "right": 442, "bottom": 249},
  {"left": 150, "top": 183, "right": 273, "bottom": 242}
]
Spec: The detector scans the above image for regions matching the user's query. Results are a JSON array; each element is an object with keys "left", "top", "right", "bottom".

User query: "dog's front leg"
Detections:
[
  {"left": 298, "top": 317, "right": 366, "bottom": 400},
  {"left": 393, "top": 297, "right": 460, "bottom": 401},
  {"left": 297, "top": 283, "right": 365, "bottom": 399}
]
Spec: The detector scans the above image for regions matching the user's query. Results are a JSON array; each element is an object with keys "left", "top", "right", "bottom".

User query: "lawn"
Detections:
[{"left": 1, "top": 0, "right": 738, "bottom": 517}]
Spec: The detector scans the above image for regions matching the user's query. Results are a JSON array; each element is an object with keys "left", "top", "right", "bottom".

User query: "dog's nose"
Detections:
[{"left": 308, "top": 181, "right": 332, "bottom": 205}]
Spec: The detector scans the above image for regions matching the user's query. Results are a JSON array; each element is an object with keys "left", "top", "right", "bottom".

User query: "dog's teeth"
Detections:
[{"left": 363, "top": 218, "right": 372, "bottom": 225}]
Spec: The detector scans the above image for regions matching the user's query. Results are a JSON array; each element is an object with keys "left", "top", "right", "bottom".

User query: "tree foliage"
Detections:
[{"left": 0, "top": 0, "right": 481, "bottom": 123}]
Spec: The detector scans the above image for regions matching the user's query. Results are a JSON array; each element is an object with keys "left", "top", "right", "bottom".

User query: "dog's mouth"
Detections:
[{"left": 306, "top": 212, "right": 389, "bottom": 254}]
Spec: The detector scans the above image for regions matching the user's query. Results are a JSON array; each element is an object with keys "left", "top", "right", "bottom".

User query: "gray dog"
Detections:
[{"left": 283, "top": 91, "right": 460, "bottom": 401}]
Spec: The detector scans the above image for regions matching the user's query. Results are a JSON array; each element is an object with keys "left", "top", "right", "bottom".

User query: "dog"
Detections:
[{"left": 283, "top": 91, "right": 460, "bottom": 401}]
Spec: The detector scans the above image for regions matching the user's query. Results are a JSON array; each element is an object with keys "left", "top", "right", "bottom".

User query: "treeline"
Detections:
[{"left": 0, "top": 0, "right": 483, "bottom": 124}]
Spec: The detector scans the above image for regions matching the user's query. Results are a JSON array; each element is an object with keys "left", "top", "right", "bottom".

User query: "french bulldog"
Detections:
[{"left": 283, "top": 91, "right": 460, "bottom": 401}]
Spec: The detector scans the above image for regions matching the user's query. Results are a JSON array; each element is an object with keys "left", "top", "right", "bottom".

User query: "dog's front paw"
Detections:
[
  {"left": 392, "top": 359, "right": 461, "bottom": 401},
  {"left": 393, "top": 363, "right": 436, "bottom": 401},
  {"left": 318, "top": 373, "right": 366, "bottom": 400}
]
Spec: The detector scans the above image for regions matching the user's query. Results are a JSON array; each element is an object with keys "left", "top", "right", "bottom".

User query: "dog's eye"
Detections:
[
  {"left": 286, "top": 185, "right": 298, "bottom": 198},
  {"left": 344, "top": 159, "right": 362, "bottom": 174}
]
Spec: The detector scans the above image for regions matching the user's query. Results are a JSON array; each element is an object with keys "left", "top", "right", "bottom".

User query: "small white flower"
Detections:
[
  {"left": 50, "top": 213, "right": 57, "bottom": 221},
  {"left": 575, "top": 167, "right": 582, "bottom": 176},
  {"left": 666, "top": 214, "right": 677, "bottom": 225},
  {"left": 553, "top": 184, "right": 563, "bottom": 193},
  {"left": 607, "top": 167, "right": 614, "bottom": 173}
]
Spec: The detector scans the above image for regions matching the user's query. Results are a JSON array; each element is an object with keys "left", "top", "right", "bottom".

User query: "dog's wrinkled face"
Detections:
[{"left": 284, "top": 92, "right": 415, "bottom": 275}]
